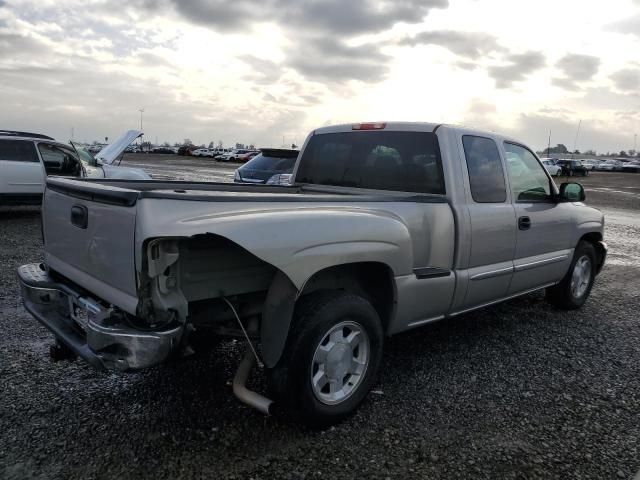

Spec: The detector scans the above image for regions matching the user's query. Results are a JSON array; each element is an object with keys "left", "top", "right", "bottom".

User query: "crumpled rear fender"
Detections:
[{"left": 136, "top": 204, "right": 414, "bottom": 290}]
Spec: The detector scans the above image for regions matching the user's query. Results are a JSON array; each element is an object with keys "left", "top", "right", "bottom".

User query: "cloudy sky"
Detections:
[{"left": 1, "top": 0, "right": 639, "bottom": 152}]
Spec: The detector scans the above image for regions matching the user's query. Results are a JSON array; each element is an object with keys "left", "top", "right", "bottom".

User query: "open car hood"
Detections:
[{"left": 94, "top": 130, "right": 142, "bottom": 165}]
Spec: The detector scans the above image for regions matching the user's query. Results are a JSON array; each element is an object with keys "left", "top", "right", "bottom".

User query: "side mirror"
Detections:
[{"left": 559, "top": 182, "right": 585, "bottom": 202}]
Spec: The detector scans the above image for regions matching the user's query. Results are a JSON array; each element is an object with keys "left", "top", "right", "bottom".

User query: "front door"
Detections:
[{"left": 502, "top": 142, "right": 573, "bottom": 294}]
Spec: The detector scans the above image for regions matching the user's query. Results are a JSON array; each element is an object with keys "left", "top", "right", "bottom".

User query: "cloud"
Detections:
[
  {"left": 487, "top": 51, "right": 546, "bottom": 88},
  {"left": 279, "top": 0, "right": 448, "bottom": 35},
  {"left": 239, "top": 55, "right": 283, "bottom": 85},
  {"left": 143, "top": 0, "right": 448, "bottom": 35},
  {"left": 0, "top": 32, "right": 46, "bottom": 56},
  {"left": 399, "top": 30, "right": 504, "bottom": 59},
  {"left": 610, "top": 68, "right": 640, "bottom": 92},
  {"left": 461, "top": 102, "right": 633, "bottom": 154},
  {"left": 130, "top": 0, "right": 446, "bottom": 83},
  {"left": 608, "top": 14, "right": 640, "bottom": 38},
  {"left": 552, "top": 53, "right": 600, "bottom": 90},
  {"left": 0, "top": 58, "right": 307, "bottom": 146},
  {"left": 286, "top": 36, "right": 390, "bottom": 83}
]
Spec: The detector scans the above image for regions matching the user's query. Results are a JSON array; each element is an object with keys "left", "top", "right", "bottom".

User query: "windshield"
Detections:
[
  {"left": 243, "top": 153, "right": 297, "bottom": 172},
  {"left": 71, "top": 142, "right": 98, "bottom": 166},
  {"left": 296, "top": 131, "right": 445, "bottom": 194}
]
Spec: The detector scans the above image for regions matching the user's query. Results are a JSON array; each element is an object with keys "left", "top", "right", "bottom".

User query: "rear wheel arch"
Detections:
[
  {"left": 260, "top": 261, "right": 396, "bottom": 368},
  {"left": 298, "top": 262, "right": 396, "bottom": 334}
]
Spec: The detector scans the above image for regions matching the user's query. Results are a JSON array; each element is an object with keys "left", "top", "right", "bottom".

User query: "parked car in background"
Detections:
[
  {"left": 151, "top": 146, "right": 175, "bottom": 154},
  {"left": 581, "top": 159, "right": 600, "bottom": 170},
  {"left": 236, "top": 150, "right": 260, "bottom": 163},
  {"left": 539, "top": 157, "right": 559, "bottom": 164},
  {"left": 596, "top": 160, "right": 623, "bottom": 171},
  {"left": 557, "top": 159, "right": 589, "bottom": 176},
  {"left": 225, "top": 149, "right": 254, "bottom": 162},
  {"left": 541, "top": 159, "right": 561, "bottom": 176},
  {"left": 0, "top": 129, "right": 149, "bottom": 204},
  {"left": 621, "top": 160, "right": 640, "bottom": 173},
  {"left": 178, "top": 145, "right": 196, "bottom": 156},
  {"left": 234, "top": 148, "right": 299, "bottom": 184},
  {"left": 87, "top": 144, "right": 105, "bottom": 153},
  {"left": 210, "top": 148, "right": 227, "bottom": 158},
  {"left": 211, "top": 149, "right": 232, "bottom": 160},
  {"left": 192, "top": 148, "right": 213, "bottom": 157}
]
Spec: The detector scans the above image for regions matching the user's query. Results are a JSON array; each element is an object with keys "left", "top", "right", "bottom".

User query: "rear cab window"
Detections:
[
  {"left": 462, "top": 135, "right": 507, "bottom": 203},
  {"left": 0, "top": 140, "right": 39, "bottom": 162},
  {"left": 295, "top": 131, "right": 445, "bottom": 194}
]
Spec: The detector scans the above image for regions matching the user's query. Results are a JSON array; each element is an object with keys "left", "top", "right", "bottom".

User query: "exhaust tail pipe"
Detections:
[{"left": 233, "top": 347, "right": 273, "bottom": 415}]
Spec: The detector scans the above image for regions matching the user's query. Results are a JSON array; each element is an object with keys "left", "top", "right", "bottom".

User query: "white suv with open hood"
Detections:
[{"left": 0, "top": 129, "right": 150, "bottom": 204}]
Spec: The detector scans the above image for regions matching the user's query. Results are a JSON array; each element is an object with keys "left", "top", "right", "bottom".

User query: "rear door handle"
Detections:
[{"left": 518, "top": 216, "right": 531, "bottom": 230}]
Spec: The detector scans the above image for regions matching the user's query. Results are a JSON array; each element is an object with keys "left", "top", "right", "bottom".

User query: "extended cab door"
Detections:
[
  {"left": 0, "top": 139, "right": 45, "bottom": 197},
  {"left": 502, "top": 142, "right": 573, "bottom": 294},
  {"left": 459, "top": 135, "right": 517, "bottom": 310}
]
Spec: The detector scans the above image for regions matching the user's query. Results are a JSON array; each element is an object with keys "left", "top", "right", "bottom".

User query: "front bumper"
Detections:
[{"left": 17, "top": 263, "right": 184, "bottom": 371}]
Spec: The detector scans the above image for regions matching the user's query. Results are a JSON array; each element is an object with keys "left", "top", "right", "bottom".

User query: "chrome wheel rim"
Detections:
[
  {"left": 570, "top": 255, "right": 592, "bottom": 298},
  {"left": 310, "top": 320, "right": 370, "bottom": 405}
]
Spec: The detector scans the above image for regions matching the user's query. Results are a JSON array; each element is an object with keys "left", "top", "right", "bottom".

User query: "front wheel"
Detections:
[
  {"left": 546, "top": 241, "right": 597, "bottom": 309},
  {"left": 268, "top": 291, "right": 384, "bottom": 427}
]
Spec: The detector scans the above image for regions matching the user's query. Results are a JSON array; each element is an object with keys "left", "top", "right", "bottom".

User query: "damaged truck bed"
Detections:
[{"left": 18, "top": 122, "right": 606, "bottom": 426}]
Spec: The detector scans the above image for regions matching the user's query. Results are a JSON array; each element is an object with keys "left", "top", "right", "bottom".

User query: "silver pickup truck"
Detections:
[{"left": 18, "top": 122, "right": 606, "bottom": 426}]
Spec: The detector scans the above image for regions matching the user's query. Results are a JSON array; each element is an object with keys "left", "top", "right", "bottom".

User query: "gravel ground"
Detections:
[{"left": 1, "top": 167, "right": 639, "bottom": 479}]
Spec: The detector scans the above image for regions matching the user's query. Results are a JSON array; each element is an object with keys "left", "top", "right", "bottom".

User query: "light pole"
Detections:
[{"left": 138, "top": 108, "right": 144, "bottom": 148}]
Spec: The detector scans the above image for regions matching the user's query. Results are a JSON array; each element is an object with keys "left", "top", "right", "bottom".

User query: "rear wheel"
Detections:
[
  {"left": 546, "top": 241, "right": 596, "bottom": 309},
  {"left": 268, "top": 291, "right": 383, "bottom": 427}
]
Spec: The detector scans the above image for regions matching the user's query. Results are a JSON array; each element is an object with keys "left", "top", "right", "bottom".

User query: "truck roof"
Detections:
[
  {"left": 311, "top": 122, "right": 525, "bottom": 149},
  {"left": 313, "top": 122, "right": 441, "bottom": 135}
]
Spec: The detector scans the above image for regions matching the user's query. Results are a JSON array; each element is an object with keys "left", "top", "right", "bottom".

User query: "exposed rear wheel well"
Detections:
[{"left": 299, "top": 262, "right": 396, "bottom": 333}]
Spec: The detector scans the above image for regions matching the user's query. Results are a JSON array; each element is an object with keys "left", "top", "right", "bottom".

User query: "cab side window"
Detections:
[
  {"left": 462, "top": 135, "right": 506, "bottom": 203},
  {"left": 504, "top": 143, "right": 551, "bottom": 202},
  {"left": 0, "top": 140, "right": 39, "bottom": 162}
]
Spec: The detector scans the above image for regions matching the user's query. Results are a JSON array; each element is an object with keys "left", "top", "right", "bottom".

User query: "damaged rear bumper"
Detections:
[{"left": 17, "top": 263, "right": 184, "bottom": 371}]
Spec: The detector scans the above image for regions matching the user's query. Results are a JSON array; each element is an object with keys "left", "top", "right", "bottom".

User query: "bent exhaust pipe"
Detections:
[{"left": 232, "top": 347, "right": 274, "bottom": 415}]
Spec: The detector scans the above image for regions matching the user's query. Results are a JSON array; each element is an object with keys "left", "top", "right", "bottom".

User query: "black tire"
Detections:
[
  {"left": 546, "top": 241, "right": 597, "bottom": 309},
  {"left": 268, "top": 291, "right": 384, "bottom": 428}
]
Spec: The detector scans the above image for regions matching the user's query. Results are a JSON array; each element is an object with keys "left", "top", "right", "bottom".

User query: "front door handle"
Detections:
[{"left": 518, "top": 216, "right": 531, "bottom": 230}]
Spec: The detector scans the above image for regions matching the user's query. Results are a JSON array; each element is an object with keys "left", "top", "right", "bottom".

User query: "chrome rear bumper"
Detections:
[{"left": 17, "top": 263, "right": 184, "bottom": 371}]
